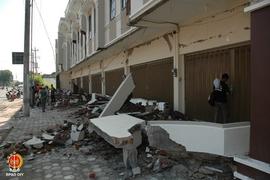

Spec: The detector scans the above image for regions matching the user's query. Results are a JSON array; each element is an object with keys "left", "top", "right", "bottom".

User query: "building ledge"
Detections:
[
  {"left": 234, "top": 155, "right": 270, "bottom": 174},
  {"left": 129, "top": 0, "right": 167, "bottom": 25},
  {"left": 104, "top": 27, "right": 138, "bottom": 49},
  {"left": 234, "top": 171, "right": 254, "bottom": 180},
  {"left": 244, "top": 0, "right": 270, "bottom": 12}
]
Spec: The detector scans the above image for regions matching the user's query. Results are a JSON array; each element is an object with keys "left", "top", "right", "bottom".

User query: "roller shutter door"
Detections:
[
  {"left": 130, "top": 58, "right": 173, "bottom": 106},
  {"left": 105, "top": 68, "right": 124, "bottom": 96},
  {"left": 82, "top": 76, "right": 89, "bottom": 93},
  {"left": 185, "top": 45, "right": 250, "bottom": 122},
  {"left": 91, "top": 73, "right": 102, "bottom": 94}
]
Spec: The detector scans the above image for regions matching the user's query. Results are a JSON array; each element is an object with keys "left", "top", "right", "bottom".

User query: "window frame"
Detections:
[
  {"left": 110, "top": 0, "right": 116, "bottom": 20},
  {"left": 121, "top": 0, "right": 127, "bottom": 9},
  {"left": 88, "top": 15, "right": 92, "bottom": 39}
]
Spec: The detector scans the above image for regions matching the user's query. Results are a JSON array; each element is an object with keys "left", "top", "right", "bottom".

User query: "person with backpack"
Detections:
[{"left": 212, "top": 73, "right": 231, "bottom": 123}]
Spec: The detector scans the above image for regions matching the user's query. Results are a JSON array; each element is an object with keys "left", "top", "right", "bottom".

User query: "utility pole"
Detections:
[
  {"left": 32, "top": 48, "right": 39, "bottom": 74},
  {"left": 23, "top": 0, "right": 31, "bottom": 117}
]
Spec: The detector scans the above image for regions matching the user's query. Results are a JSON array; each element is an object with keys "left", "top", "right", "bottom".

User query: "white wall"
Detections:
[
  {"left": 179, "top": 7, "right": 250, "bottom": 54},
  {"left": 128, "top": 35, "right": 174, "bottom": 66},
  {"left": 149, "top": 121, "right": 250, "bottom": 157},
  {"left": 130, "top": 0, "right": 144, "bottom": 16}
]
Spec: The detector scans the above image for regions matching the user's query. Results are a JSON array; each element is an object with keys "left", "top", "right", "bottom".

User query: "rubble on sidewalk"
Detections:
[
  {"left": 23, "top": 136, "right": 44, "bottom": 149},
  {"left": 0, "top": 74, "right": 234, "bottom": 179}
]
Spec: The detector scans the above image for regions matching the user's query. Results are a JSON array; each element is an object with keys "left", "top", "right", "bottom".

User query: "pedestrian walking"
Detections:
[{"left": 40, "top": 86, "right": 48, "bottom": 112}]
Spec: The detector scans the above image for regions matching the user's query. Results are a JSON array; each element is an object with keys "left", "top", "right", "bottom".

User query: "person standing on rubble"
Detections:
[{"left": 40, "top": 86, "right": 48, "bottom": 112}]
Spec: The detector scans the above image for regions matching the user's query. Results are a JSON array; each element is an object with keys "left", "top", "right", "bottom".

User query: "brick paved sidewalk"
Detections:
[{"left": 0, "top": 106, "right": 126, "bottom": 180}]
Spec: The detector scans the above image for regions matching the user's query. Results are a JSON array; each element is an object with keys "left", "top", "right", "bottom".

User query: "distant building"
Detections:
[{"left": 42, "top": 72, "right": 56, "bottom": 87}]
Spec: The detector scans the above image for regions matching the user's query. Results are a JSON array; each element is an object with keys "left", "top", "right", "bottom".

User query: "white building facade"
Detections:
[
  {"left": 56, "top": 1, "right": 270, "bottom": 179},
  {"left": 56, "top": 0, "right": 251, "bottom": 122}
]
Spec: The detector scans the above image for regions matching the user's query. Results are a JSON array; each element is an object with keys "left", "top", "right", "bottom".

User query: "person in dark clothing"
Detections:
[
  {"left": 30, "top": 85, "right": 35, "bottom": 107},
  {"left": 213, "top": 73, "right": 231, "bottom": 123},
  {"left": 50, "top": 84, "right": 56, "bottom": 104},
  {"left": 40, "top": 86, "right": 48, "bottom": 112}
]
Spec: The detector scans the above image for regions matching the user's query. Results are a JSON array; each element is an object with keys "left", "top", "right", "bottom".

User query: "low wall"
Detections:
[{"left": 148, "top": 121, "right": 250, "bottom": 157}]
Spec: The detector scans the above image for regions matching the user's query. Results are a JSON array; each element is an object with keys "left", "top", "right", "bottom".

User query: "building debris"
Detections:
[
  {"left": 70, "top": 124, "right": 85, "bottom": 142},
  {"left": 41, "top": 133, "right": 54, "bottom": 141},
  {"left": 0, "top": 74, "right": 234, "bottom": 179},
  {"left": 100, "top": 73, "right": 135, "bottom": 117},
  {"left": 23, "top": 136, "right": 44, "bottom": 149}
]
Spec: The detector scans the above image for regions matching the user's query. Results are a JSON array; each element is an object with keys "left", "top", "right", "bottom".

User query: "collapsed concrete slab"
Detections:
[
  {"left": 146, "top": 126, "right": 185, "bottom": 151},
  {"left": 89, "top": 114, "right": 145, "bottom": 173},
  {"left": 99, "top": 74, "right": 135, "bottom": 117},
  {"left": 90, "top": 114, "right": 144, "bottom": 147}
]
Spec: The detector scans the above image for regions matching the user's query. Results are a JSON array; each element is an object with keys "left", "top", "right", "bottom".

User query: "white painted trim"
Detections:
[
  {"left": 234, "top": 171, "right": 254, "bottom": 180},
  {"left": 234, "top": 155, "right": 270, "bottom": 174},
  {"left": 104, "top": 27, "right": 138, "bottom": 48},
  {"left": 244, "top": 0, "right": 270, "bottom": 12},
  {"left": 129, "top": 0, "right": 164, "bottom": 23}
]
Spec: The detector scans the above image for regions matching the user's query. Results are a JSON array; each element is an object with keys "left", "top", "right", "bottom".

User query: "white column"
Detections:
[
  {"left": 179, "top": 54, "right": 185, "bottom": 113},
  {"left": 80, "top": 76, "right": 83, "bottom": 90},
  {"left": 173, "top": 31, "right": 180, "bottom": 111},
  {"left": 173, "top": 31, "right": 185, "bottom": 113},
  {"left": 88, "top": 67, "right": 92, "bottom": 94},
  {"left": 101, "top": 61, "right": 106, "bottom": 95},
  {"left": 124, "top": 52, "right": 130, "bottom": 75}
]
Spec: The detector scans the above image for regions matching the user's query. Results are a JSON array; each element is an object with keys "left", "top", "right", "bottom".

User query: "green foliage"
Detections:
[
  {"left": 33, "top": 74, "right": 44, "bottom": 85},
  {"left": 0, "top": 70, "right": 13, "bottom": 86}
]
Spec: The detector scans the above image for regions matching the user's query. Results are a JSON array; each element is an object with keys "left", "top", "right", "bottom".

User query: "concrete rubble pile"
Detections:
[
  {"left": 54, "top": 90, "right": 90, "bottom": 108},
  {"left": 0, "top": 74, "right": 234, "bottom": 179},
  {"left": 57, "top": 93, "right": 186, "bottom": 121},
  {"left": 53, "top": 76, "right": 186, "bottom": 121}
]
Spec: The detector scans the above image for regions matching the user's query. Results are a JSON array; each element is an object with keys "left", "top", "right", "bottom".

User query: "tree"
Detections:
[
  {"left": 0, "top": 70, "right": 13, "bottom": 86},
  {"left": 33, "top": 74, "right": 44, "bottom": 85}
]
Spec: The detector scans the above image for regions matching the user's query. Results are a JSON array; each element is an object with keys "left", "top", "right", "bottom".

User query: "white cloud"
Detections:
[{"left": 0, "top": 0, "right": 68, "bottom": 81}]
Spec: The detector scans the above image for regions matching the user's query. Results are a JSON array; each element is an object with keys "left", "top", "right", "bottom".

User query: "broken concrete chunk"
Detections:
[
  {"left": 82, "top": 95, "right": 87, "bottom": 101},
  {"left": 147, "top": 153, "right": 153, "bottom": 158},
  {"left": 53, "top": 132, "right": 70, "bottom": 145},
  {"left": 100, "top": 74, "right": 135, "bottom": 117},
  {"left": 42, "top": 133, "right": 54, "bottom": 140},
  {"left": 23, "top": 136, "right": 44, "bottom": 149},
  {"left": 77, "top": 124, "right": 84, "bottom": 131},
  {"left": 65, "top": 138, "right": 73, "bottom": 146},
  {"left": 146, "top": 125, "right": 186, "bottom": 152},
  {"left": 91, "top": 107, "right": 100, "bottom": 114},
  {"left": 132, "top": 167, "right": 141, "bottom": 176},
  {"left": 71, "top": 125, "right": 85, "bottom": 142},
  {"left": 69, "top": 99, "right": 79, "bottom": 104}
]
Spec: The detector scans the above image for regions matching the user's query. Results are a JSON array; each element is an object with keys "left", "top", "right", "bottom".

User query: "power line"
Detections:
[{"left": 33, "top": 0, "right": 55, "bottom": 61}]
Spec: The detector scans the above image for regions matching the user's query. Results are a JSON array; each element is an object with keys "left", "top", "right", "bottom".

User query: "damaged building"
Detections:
[{"left": 55, "top": 0, "right": 270, "bottom": 179}]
